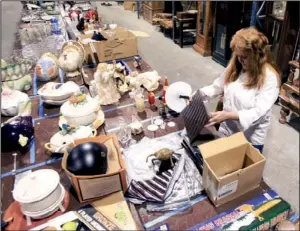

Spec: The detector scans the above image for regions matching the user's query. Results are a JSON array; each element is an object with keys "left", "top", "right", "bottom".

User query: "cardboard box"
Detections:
[
  {"left": 77, "top": 27, "right": 138, "bottom": 63},
  {"left": 62, "top": 135, "right": 128, "bottom": 203},
  {"left": 187, "top": 189, "right": 291, "bottom": 231},
  {"left": 199, "top": 132, "right": 266, "bottom": 207},
  {"left": 123, "top": 1, "right": 136, "bottom": 11}
]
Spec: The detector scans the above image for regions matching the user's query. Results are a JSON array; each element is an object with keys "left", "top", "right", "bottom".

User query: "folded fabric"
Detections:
[
  {"left": 125, "top": 153, "right": 184, "bottom": 203},
  {"left": 181, "top": 90, "right": 210, "bottom": 142},
  {"left": 146, "top": 149, "right": 204, "bottom": 212}
]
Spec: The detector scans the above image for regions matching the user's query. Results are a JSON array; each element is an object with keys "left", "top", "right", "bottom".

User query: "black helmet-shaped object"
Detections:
[{"left": 67, "top": 142, "right": 108, "bottom": 175}]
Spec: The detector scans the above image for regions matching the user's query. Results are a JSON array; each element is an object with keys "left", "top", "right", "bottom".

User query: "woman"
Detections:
[{"left": 201, "top": 27, "right": 280, "bottom": 153}]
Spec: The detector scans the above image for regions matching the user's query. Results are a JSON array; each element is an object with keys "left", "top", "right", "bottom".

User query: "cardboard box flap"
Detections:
[{"left": 199, "top": 132, "right": 249, "bottom": 159}]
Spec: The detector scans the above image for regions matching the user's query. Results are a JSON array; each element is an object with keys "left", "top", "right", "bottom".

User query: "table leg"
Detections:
[{"left": 180, "top": 21, "right": 183, "bottom": 48}]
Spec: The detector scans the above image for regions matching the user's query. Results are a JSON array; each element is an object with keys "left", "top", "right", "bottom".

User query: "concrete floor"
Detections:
[{"left": 1, "top": 2, "right": 299, "bottom": 213}]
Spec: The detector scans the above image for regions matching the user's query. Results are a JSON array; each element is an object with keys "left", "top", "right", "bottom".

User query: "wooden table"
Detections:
[{"left": 2, "top": 58, "right": 298, "bottom": 230}]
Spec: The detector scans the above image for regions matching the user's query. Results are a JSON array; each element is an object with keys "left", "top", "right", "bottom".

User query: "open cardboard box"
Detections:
[
  {"left": 77, "top": 27, "right": 138, "bottom": 64},
  {"left": 199, "top": 132, "right": 266, "bottom": 207},
  {"left": 62, "top": 135, "right": 127, "bottom": 203}
]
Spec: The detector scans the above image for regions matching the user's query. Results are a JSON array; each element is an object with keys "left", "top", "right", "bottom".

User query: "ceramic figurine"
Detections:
[
  {"left": 137, "top": 71, "right": 162, "bottom": 91},
  {"left": 94, "top": 63, "right": 121, "bottom": 105},
  {"left": 1, "top": 88, "right": 31, "bottom": 117},
  {"left": 35, "top": 52, "right": 59, "bottom": 81},
  {"left": 59, "top": 41, "right": 85, "bottom": 78},
  {"left": 1, "top": 59, "right": 33, "bottom": 92},
  {"left": 124, "top": 71, "right": 161, "bottom": 92}
]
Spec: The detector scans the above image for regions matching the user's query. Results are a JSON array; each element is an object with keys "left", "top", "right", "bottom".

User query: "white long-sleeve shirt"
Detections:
[{"left": 200, "top": 68, "right": 279, "bottom": 145}]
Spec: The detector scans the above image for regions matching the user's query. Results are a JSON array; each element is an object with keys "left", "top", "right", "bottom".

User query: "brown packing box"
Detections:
[
  {"left": 77, "top": 27, "right": 138, "bottom": 63},
  {"left": 199, "top": 132, "right": 266, "bottom": 207},
  {"left": 123, "top": 1, "right": 136, "bottom": 11},
  {"left": 62, "top": 135, "right": 128, "bottom": 203}
]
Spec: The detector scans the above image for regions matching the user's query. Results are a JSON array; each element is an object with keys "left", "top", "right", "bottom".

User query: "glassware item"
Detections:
[
  {"left": 117, "top": 118, "right": 132, "bottom": 149},
  {"left": 89, "top": 80, "right": 98, "bottom": 98}
]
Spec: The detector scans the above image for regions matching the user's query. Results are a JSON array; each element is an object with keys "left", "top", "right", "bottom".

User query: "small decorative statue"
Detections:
[
  {"left": 94, "top": 63, "right": 121, "bottom": 105},
  {"left": 146, "top": 148, "right": 174, "bottom": 167},
  {"left": 59, "top": 41, "right": 85, "bottom": 78}
]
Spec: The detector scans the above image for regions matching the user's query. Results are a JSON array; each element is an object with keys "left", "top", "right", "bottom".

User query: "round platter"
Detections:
[{"left": 165, "top": 81, "right": 192, "bottom": 113}]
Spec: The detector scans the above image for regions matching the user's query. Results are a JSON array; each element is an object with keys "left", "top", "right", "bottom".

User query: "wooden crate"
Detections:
[
  {"left": 143, "top": 1, "right": 164, "bottom": 10},
  {"left": 142, "top": 4, "right": 163, "bottom": 24}
]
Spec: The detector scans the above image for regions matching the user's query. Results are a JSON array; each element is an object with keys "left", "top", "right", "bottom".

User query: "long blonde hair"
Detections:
[{"left": 225, "top": 27, "right": 280, "bottom": 89}]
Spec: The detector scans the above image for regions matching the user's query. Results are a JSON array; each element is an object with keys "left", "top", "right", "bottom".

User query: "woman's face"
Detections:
[{"left": 235, "top": 48, "right": 251, "bottom": 71}]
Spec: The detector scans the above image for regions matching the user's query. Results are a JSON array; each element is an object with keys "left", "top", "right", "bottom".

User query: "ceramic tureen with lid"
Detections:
[
  {"left": 60, "top": 91, "right": 103, "bottom": 126},
  {"left": 44, "top": 125, "right": 97, "bottom": 153},
  {"left": 13, "top": 169, "right": 65, "bottom": 225},
  {"left": 37, "top": 81, "right": 80, "bottom": 105}
]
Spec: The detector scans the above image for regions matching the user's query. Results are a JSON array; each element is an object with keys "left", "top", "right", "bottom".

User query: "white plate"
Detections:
[
  {"left": 154, "top": 118, "right": 164, "bottom": 126},
  {"left": 165, "top": 81, "right": 192, "bottom": 113},
  {"left": 59, "top": 110, "right": 105, "bottom": 130},
  {"left": 147, "top": 124, "right": 159, "bottom": 132},
  {"left": 167, "top": 121, "right": 176, "bottom": 127}
]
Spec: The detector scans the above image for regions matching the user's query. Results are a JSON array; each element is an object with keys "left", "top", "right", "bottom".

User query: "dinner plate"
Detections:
[{"left": 165, "top": 81, "right": 192, "bottom": 113}]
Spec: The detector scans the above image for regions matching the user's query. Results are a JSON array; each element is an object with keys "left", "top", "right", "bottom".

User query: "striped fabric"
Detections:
[
  {"left": 125, "top": 154, "right": 182, "bottom": 203},
  {"left": 181, "top": 90, "right": 210, "bottom": 142}
]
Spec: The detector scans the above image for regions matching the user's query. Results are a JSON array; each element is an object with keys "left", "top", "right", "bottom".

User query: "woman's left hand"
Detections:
[{"left": 205, "top": 111, "right": 238, "bottom": 127}]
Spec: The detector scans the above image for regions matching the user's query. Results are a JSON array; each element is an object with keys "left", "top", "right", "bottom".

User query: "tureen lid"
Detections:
[
  {"left": 60, "top": 95, "right": 99, "bottom": 117},
  {"left": 13, "top": 169, "right": 60, "bottom": 203}
]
